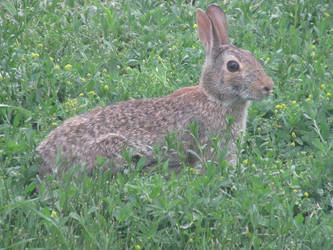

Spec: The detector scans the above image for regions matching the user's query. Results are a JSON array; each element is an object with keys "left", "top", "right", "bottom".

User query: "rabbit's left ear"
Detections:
[
  {"left": 205, "top": 4, "right": 230, "bottom": 45},
  {"left": 197, "top": 8, "right": 214, "bottom": 54}
]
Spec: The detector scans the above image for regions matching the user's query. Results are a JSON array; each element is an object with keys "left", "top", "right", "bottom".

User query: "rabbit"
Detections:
[{"left": 36, "top": 4, "right": 274, "bottom": 180}]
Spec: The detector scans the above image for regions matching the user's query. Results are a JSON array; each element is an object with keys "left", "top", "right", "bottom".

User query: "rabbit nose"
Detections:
[
  {"left": 263, "top": 86, "right": 271, "bottom": 93},
  {"left": 262, "top": 77, "right": 274, "bottom": 95}
]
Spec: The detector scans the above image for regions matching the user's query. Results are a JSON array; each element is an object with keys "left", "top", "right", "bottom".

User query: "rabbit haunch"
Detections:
[{"left": 37, "top": 4, "right": 273, "bottom": 179}]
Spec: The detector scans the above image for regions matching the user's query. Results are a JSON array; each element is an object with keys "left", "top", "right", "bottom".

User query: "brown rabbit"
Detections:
[{"left": 37, "top": 4, "right": 274, "bottom": 179}]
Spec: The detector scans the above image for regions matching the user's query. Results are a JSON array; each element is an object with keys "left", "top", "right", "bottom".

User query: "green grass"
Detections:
[{"left": 1, "top": 0, "right": 333, "bottom": 248}]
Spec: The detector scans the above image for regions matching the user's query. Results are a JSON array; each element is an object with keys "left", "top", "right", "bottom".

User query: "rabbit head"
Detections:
[{"left": 197, "top": 4, "right": 274, "bottom": 106}]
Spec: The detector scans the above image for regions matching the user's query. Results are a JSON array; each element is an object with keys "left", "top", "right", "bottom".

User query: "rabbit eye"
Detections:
[{"left": 227, "top": 60, "right": 240, "bottom": 72}]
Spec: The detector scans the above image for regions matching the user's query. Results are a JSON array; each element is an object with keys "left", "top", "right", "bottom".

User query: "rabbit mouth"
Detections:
[
  {"left": 243, "top": 81, "right": 273, "bottom": 101},
  {"left": 248, "top": 92, "right": 272, "bottom": 101},
  {"left": 241, "top": 89, "right": 271, "bottom": 101}
]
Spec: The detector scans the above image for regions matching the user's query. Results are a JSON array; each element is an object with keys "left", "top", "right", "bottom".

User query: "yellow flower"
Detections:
[
  {"left": 243, "top": 159, "right": 248, "bottom": 165},
  {"left": 125, "top": 66, "right": 131, "bottom": 71},
  {"left": 135, "top": 245, "right": 141, "bottom": 250},
  {"left": 291, "top": 132, "right": 296, "bottom": 138},
  {"left": 189, "top": 238, "right": 194, "bottom": 243},
  {"left": 293, "top": 189, "right": 297, "bottom": 193},
  {"left": 38, "top": 43, "right": 43, "bottom": 48},
  {"left": 66, "top": 98, "right": 78, "bottom": 108},
  {"left": 51, "top": 210, "right": 57, "bottom": 217},
  {"left": 281, "top": 103, "right": 286, "bottom": 109},
  {"left": 49, "top": 57, "right": 54, "bottom": 62},
  {"left": 265, "top": 57, "right": 270, "bottom": 62},
  {"left": 31, "top": 53, "right": 40, "bottom": 58},
  {"left": 79, "top": 93, "right": 84, "bottom": 97},
  {"left": 0, "top": 73, "right": 3, "bottom": 81},
  {"left": 66, "top": 81, "right": 71, "bottom": 85},
  {"left": 193, "top": 23, "right": 197, "bottom": 29},
  {"left": 102, "top": 68, "right": 107, "bottom": 73},
  {"left": 324, "top": 13, "right": 330, "bottom": 17},
  {"left": 157, "top": 56, "right": 163, "bottom": 62},
  {"left": 305, "top": 95, "right": 311, "bottom": 102},
  {"left": 88, "top": 91, "right": 96, "bottom": 96},
  {"left": 291, "top": 142, "right": 296, "bottom": 147},
  {"left": 64, "top": 64, "right": 72, "bottom": 71},
  {"left": 275, "top": 104, "right": 281, "bottom": 109},
  {"left": 304, "top": 192, "right": 309, "bottom": 197},
  {"left": 104, "top": 85, "right": 109, "bottom": 91},
  {"left": 291, "top": 100, "right": 297, "bottom": 105},
  {"left": 251, "top": 163, "right": 256, "bottom": 167},
  {"left": 55, "top": 65, "right": 61, "bottom": 70},
  {"left": 189, "top": 168, "right": 200, "bottom": 175},
  {"left": 87, "top": 73, "right": 92, "bottom": 77},
  {"left": 320, "top": 84, "right": 326, "bottom": 89},
  {"left": 81, "top": 77, "right": 87, "bottom": 82},
  {"left": 257, "top": 127, "right": 261, "bottom": 132},
  {"left": 327, "top": 92, "right": 331, "bottom": 97},
  {"left": 311, "top": 45, "right": 316, "bottom": 49},
  {"left": 52, "top": 122, "right": 57, "bottom": 126}
]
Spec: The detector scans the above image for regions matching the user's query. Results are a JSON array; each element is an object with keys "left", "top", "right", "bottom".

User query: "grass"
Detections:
[{"left": 0, "top": 0, "right": 332, "bottom": 248}]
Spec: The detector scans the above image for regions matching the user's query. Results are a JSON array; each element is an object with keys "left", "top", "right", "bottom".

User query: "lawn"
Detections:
[{"left": 0, "top": 0, "right": 332, "bottom": 248}]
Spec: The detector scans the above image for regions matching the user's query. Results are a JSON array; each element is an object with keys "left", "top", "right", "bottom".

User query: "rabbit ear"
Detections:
[
  {"left": 197, "top": 9, "right": 214, "bottom": 54},
  {"left": 205, "top": 4, "right": 230, "bottom": 45}
]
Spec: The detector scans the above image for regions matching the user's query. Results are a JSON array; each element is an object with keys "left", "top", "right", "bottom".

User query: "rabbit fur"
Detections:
[{"left": 37, "top": 4, "right": 274, "bottom": 179}]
